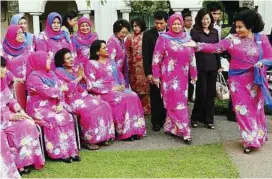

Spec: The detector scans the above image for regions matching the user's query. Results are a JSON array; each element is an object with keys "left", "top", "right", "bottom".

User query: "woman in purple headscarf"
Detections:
[
  {"left": 35, "top": 12, "right": 76, "bottom": 69},
  {"left": 26, "top": 51, "right": 80, "bottom": 163},
  {"left": 71, "top": 17, "right": 98, "bottom": 66},
  {"left": 1, "top": 56, "right": 45, "bottom": 175},
  {"left": 152, "top": 14, "right": 197, "bottom": 144},
  {"left": 54, "top": 48, "right": 115, "bottom": 150},
  {"left": 10, "top": 13, "right": 34, "bottom": 48},
  {"left": 1, "top": 25, "right": 33, "bottom": 81}
]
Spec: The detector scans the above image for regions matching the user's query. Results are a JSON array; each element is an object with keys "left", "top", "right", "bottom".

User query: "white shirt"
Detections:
[{"left": 214, "top": 22, "right": 221, "bottom": 40}]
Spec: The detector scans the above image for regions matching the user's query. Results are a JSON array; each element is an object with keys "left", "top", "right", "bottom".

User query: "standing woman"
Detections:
[
  {"left": 1, "top": 56, "right": 45, "bottom": 175},
  {"left": 71, "top": 17, "right": 98, "bottom": 66},
  {"left": 183, "top": 9, "right": 272, "bottom": 153},
  {"left": 2, "top": 25, "right": 33, "bottom": 81},
  {"left": 26, "top": 51, "right": 80, "bottom": 162},
  {"left": 152, "top": 14, "right": 197, "bottom": 144},
  {"left": 125, "top": 18, "right": 151, "bottom": 115},
  {"left": 61, "top": 10, "right": 78, "bottom": 35},
  {"left": 54, "top": 48, "right": 115, "bottom": 150},
  {"left": 190, "top": 8, "right": 221, "bottom": 129},
  {"left": 107, "top": 19, "right": 131, "bottom": 87},
  {"left": 85, "top": 40, "right": 146, "bottom": 141},
  {"left": 10, "top": 13, "right": 35, "bottom": 48},
  {"left": 35, "top": 12, "right": 75, "bottom": 68}
]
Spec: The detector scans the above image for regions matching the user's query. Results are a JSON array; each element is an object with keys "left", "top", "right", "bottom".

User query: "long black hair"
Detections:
[
  {"left": 90, "top": 40, "right": 106, "bottom": 60},
  {"left": 62, "top": 10, "right": 78, "bottom": 34}
]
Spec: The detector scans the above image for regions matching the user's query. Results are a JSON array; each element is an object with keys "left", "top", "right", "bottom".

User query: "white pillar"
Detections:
[
  {"left": 172, "top": 8, "right": 183, "bottom": 15},
  {"left": 120, "top": 10, "right": 131, "bottom": 21},
  {"left": 80, "top": 10, "right": 91, "bottom": 19},
  {"left": 30, "top": 13, "right": 42, "bottom": 36},
  {"left": 190, "top": 9, "right": 199, "bottom": 25}
]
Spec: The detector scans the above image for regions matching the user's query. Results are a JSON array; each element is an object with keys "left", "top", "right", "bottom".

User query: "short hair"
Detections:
[
  {"left": 113, "top": 19, "right": 131, "bottom": 33},
  {"left": 234, "top": 9, "right": 264, "bottom": 33},
  {"left": 154, "top": 11, "right": 169, "bottom": 21},
  {"left": 62, "top": 10, "right": 78, "bottom": 33},
  {"left": 1, "top": 56, "right": 6, "bottom": 67},
  {"left": 206, "top": 2, "right": 222, "bottom": 12},
  {"left": 90, "top": 40, "right": 106, "bottom": 60},
  {"left": 54, "top": 48, "right": 71, "bottom": 67},
  {"left": 183, "top": 13, "right": 192, "bottom": 21},
  {"left": 130, "top": 17, "right": 146, "bottom": 32},
  {"left": 194, "top": 8, "right": 214, "bottom": 30}
]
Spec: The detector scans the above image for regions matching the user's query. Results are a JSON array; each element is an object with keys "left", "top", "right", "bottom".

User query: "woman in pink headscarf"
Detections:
[
  {"left": 35, "top": 12, "right": 76, "bottom": 69},
  {"left": 54, "top": 48, "right": 115, "bottom": 150},
  {"left": 1, "top": 56, "right": 44, "bottom": 175},
  {"left": 26, "top": 51, "right": 80, "bottom": 163},
  {"left": 152, "top": 14, "right": 197, "bottom": 144},
  {"left": 71, "top": 17, "right": 98, "bottom": 66},
  {"left": 1, "top": 25, "right": 34, "bottom": 81}
]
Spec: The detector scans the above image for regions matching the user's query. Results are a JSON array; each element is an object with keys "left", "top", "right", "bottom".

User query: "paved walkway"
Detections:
[{"left": 98, "top": 106, "right": 272, "bottom": 178}]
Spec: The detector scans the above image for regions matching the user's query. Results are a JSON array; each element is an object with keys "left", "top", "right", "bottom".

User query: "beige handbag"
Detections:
[{"left": 216, "top": 72, "right": 230, "bottom": 100}]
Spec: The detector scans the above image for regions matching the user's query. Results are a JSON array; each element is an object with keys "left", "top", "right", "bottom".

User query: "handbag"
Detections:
[{"left": 216, "top": 72, "right": 230, "bottom": 100}]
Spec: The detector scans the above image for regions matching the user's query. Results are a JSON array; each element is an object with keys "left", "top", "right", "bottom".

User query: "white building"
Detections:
[{"left": 1, "top": 0, "right": 272, "bottom": 40}]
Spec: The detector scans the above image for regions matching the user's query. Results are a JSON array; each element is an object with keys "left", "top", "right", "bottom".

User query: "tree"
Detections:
[{"left": 7, "top": 0, "right": 19, "bottom": 23}]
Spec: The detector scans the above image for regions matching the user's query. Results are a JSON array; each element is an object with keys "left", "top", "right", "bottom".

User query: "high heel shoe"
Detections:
[
  {"left": 183, "top": 137, "right": 192, "bottom": 145},
  {"left": 191, "top": 121, "right": 198, "bottom": 128},
  {"left": 243, "top": 148, "right": 252, "bottom": 154},
  {"left": 205, "top": 124, "right": 215, "bottom": 129},
  {"left": 19, "top": 168, "right": 31, "bottom": 175}
]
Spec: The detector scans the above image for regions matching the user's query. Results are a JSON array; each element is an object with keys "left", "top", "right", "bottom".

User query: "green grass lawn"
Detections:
[{"left": 25, "top": 143, "right": 239, "bottom": 178}]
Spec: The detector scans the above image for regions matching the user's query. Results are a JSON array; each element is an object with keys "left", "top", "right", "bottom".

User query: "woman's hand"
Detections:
[
  {"left": 153, "top": 78, "right": 160, "bottom": 88},
  {"left": 182, "top": 40, "right": 197, "bottom": 48},
  {"left": 191, "top": 78, "right": 197, "bottom": 85},
  {"left": 218, "top": 68, "right": 224, "bottom": 73},
  {"left": 112, "top": 85, "right": 124, "bottom": 92},
  {"left": 255, "top": 62, "right": 263, "bottom": 68}
]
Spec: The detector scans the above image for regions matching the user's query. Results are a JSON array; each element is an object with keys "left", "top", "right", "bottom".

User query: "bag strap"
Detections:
[{"left": 218, "top": 72, "right": 227, "bottom": 86}]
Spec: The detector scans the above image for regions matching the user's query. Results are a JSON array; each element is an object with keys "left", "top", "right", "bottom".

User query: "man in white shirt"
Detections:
[
  {"left": 183, "top": 13, "right": 193, "bottom": 35},
  {"left": 207, "top": 2, "right": 222, "bottom": 40}
]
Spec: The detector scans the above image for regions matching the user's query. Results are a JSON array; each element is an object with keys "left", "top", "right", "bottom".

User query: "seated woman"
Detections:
[
  {"left": 1, "top": 130, "right": 21, "bottom": 178},
  {"left": 26, "top": 51, "right": 80, "bottom": 163},
  {"left": 1, "top": 56, "right": 44, "bottom": 175},
  {"left": 85, "top": 40, "right": 146, "bottom": 141},
  {"left": 54, "top": 48, "right": 115, "bottom": 150}
]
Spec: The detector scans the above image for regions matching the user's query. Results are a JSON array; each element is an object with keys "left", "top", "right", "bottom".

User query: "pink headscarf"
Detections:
[
  {"left": 166, "top": 14, "right": 185, "bottom": 38},
  {"left": 2, "top": 25, "right": 26, "bottom": 57},
  {"left": 26, "top": 51, "right": 57, "bottom": 86},
  {"left": 71, "top": 17, "right": 98, "bottom": 49}
]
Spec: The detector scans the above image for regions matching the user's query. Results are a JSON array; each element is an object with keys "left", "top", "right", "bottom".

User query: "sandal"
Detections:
[
  {"left": 62, "top": 157, "right": 72, "bottom": 163},
  {"left": 205, "top": 124, "right": 215, "bottom": 129},
  {"left": 243, "top": 148, "right": 252, "bottom": 154},
  {"left": 191, "top": 121, "right": 198, "bottom": 128},
  {"left": 82, "top": 143, "right": 99, "bottom": 150},
  {"left": 19, "top": 168, "right": 31, "bottom": 175},
  {"left": 132, "top": 135, "right": 141, "bottom": 140},
  {"left": 102, "top": 140, "right": 110, "bottom": 146},
  {"left": 183, "top": 137, "right": 192, "bottom": 145}
]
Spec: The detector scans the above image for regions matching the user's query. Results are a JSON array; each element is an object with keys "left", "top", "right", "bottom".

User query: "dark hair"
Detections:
[
  {"left": 90, "top": 40, "right": 106, "bottom": 60},
  {"left": 1, "top": 56, "right": 6, "bottom": 67},
  {"left": 130, "top": 17, "right": 146, "bottom": 32},
  {"left": 54, "top": 48, "right": 71, "bottom": 67},
  {"left": 234, "top": 9, "right": 264, "bottom": 33},
  {"left": 183, "top": 13, "right": 192, "bottom": 20},
  {"left": 206, "top": 2, "right": 222, "bottom": 12},
  {"left": 113, "top": 19, "right": 131, "bottom": 33},
  {"left": 194, "top": 8, "right": 214, "bottom": 30},
  {"left": 62, "top": 10, "right": 78, "bottom": 33},
  {"left": 154, "top": 11, "right": 169, "bottom": 21}
]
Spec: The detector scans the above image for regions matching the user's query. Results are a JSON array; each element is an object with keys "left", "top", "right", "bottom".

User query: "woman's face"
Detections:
[
  {"left": 51, "top": 18, "right": 61, "bottom": 32},
  {"left": 133, "top": 22, "right": 141, "bottom": 34},
  {"left": 235, "top": 21, "right": 251, "bottom": 38},
  {"left": 79, "top": 22, "right": 91, "bottom": 34},
  {"left": 0, "top": 66, "right": 7, "bottom": 78},
  {"left": 116, "top": 27, "right": 128, "bottom": 40},
  {"left": 97, "top": 43, "right": 109, "bottom": 58},
  {"left": 201, "top": 14, "right": 211, "bottom": 29},
  {"left": 68, "top": 17, "right": 78, "bottom": 27},
  {"left": 63, "top": 52, "right": 74, "bottom": 68},
  {"left": 46, "top": 55, "right": 51, "bottom": 71},
  {"left": 171, "top": 18, "right": 183, "bottom": 34},
  {"left": 16, "top": 28, "right": 24, "bottom": 43},
  {"left": 18, "top": 18, "right": 28, "bottom": 33}
]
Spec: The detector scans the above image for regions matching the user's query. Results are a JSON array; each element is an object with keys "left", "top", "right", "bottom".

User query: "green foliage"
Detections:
[
  {"left": 26, "top": 144, "right": 239, "bottom": 178},
  {"left": 126, "top": 0, "right": 170, "bottom": 15},
  {"left": 221, "top": 27, "right": 231, "bottom": 39}
]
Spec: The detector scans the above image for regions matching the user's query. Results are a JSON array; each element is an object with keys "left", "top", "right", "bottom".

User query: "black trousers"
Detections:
[
  {"left": 149, "top": 84, "right": 166, "bottom": 126},
  {"left": 191, "top": 71, "right": 217, "bottom": 124},
  {"left": 188, "top": 75, "right": 195, "bottom": 101}
]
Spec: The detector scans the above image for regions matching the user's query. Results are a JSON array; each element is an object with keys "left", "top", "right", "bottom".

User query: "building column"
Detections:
[
  {"left": 80, "top": 10, "right": 92, "bottom": 19},
  {"left": 120, "top": 9, "right": 131, "bottom": 21},
  {"left": 172, "top": 8, "right": 183, "bottom": 15},
  {"left": 29, "top": 13, "right": 42, "bottom": 36},
  {"left": 190, "top": 8, "right": 199, "bottom": 25}
]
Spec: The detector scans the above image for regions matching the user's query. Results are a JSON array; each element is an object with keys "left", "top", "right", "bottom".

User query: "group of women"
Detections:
[{"left": 0, "top": 7, "right": 271, "bottom": 178}]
